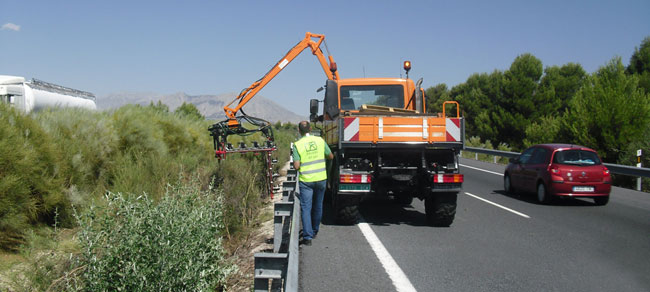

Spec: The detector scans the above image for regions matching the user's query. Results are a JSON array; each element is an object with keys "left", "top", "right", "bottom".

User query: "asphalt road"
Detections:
[{"left": 299, "top": 157, "right": 650, "bottom": 292}]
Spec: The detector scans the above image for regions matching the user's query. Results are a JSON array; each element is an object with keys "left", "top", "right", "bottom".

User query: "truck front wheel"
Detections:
[{"left": 425, "top": 192, "right": 457, "bottom": 227}]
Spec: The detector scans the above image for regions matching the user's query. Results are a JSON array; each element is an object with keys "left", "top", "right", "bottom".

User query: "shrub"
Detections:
[
  {"left": 74, "top": 178, "right": 235, "bottom": 291},
  {"left": 0, "top": 104, "right": 69, "bottom": 250}
]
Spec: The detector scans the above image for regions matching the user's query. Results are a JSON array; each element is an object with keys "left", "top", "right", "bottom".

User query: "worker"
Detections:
[{"left": 292, "top": 121, "right": 334, "bottom": 246}]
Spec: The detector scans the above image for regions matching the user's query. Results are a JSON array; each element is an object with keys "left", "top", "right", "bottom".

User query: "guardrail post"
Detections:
[
  {"left": 637, "top": 149, "right": 643, "bottom": 191},
  {"left": 253, "top": 253, "right": 288, "bottom": 292},
  {"left": 273, "top": 202, "right": 294, "bottom": 253}
]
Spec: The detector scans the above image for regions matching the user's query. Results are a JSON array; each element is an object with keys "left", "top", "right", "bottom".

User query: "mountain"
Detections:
[{"left": 97, "top": 92, "right": 306, "bottom": 123}]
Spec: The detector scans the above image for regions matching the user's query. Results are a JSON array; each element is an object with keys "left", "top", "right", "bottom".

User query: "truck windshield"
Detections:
[{"left": 340, "top": 85, "right": 404, "bottom": 110}]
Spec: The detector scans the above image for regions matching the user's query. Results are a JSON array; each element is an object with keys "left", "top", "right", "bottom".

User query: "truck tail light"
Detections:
[
  {"left": 433, "top": 174, "right": 463, "bottom": 183},
  {"left": 340, "top": 174, "right": 372, "bottom": 183}
]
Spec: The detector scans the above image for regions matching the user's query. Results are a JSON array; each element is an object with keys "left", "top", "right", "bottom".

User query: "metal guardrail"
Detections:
[
  {"left": 254, "top": 164, "right": 301, "bottom": 291},
  {"left": 462, "top": 146, "right": 650, "bottom": 191}
]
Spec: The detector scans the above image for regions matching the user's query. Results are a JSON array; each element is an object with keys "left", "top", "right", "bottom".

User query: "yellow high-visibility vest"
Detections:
[{"left": 295, "top": 135, "right": 327, "bottom": 182}]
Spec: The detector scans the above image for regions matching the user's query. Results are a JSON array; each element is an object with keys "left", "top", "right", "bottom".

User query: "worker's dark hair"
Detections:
[{"left": 298, "top": 121, "right": 311, "bottom": 135}]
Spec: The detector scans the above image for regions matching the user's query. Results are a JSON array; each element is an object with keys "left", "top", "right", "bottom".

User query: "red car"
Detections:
[{"left": 504, "top": 144, "right": 611, "bottom": 205}]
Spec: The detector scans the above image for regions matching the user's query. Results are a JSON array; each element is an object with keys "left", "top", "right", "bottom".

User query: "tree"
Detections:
[
  {"left": 450, "top": 72, "right": 502, "bottom": 142},
  {"left": 626, "top": 37, "right": 650, "bottom": 75},
  {"left": 537, "top": 63, "right": 587, "bottom": 114},
  {"left": 149, "top": 100, "right": 169, "bottom": 113},
  {"left": 626, "top": 36, "right": 650, "bottom": 93},
  {"left": 563, "top": 57, "right": 650, "bottom": 162},
  {"left": 493, "top": 53, "right": 543, "bottom": 149},
  {"left": 425, "top": 83, "right": 450, "bottom": 113},
  {"left": 174, "top": 102, "right": 204, "bottom": 120},
  {"left": 523, "top": 115, "right": 562, "bottom": 147}
]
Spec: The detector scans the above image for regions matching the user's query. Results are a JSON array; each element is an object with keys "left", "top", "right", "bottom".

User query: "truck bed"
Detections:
[{"left": 324, "top": 114, "right": 464, "bottom": 148}]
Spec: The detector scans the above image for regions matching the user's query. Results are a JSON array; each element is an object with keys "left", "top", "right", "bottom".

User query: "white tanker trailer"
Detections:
[{"left": 0, "top": 75, "right": 96, "bottom": 113}]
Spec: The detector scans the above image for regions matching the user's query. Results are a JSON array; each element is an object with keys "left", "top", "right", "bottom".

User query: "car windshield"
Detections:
[
  {"left": 553, "top": 150, "right": 601, "bottom": 166},
  {"left": 340, "top": 85, "right": 404, "bottom": 110}
]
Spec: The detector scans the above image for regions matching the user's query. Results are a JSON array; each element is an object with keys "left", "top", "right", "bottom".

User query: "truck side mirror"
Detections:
[
  {"left": 324, "top": 79, "right": 339, "bottom": 118},
  {"left": 309, "top": 99, "right": 319, "bottom": 115}
]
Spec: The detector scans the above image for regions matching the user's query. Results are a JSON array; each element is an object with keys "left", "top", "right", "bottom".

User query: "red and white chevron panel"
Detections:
[
  {"left": 446, "top": 118, "right": 461, "bottom": 142},
  {"left": 344, "top": 117, "right": 360, "bottom": 141}
]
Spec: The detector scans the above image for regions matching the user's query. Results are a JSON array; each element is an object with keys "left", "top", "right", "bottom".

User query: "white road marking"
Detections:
[
  {"left": 465, "top": 192, "right": 530, "bottom": 219},
  {"left": 460, "top": 164, "right": 503, "bottom": 176},
  {"left": 358, "top": 221, "right": 417, "bottom": 292}
]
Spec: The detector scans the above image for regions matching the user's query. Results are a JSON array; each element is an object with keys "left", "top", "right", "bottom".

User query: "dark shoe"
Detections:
[{"left": 301, "top": 239, "right": 312, "bottom": 246}]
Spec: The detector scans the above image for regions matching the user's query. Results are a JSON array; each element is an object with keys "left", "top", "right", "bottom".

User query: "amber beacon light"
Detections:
[{"left": 403, "top": 60, "right": 411, "bottom": 73}]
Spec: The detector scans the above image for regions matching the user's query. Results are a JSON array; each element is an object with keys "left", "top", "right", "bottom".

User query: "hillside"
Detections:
[{"left": 97, "top": 92, "right": 306, "bottom": 123}]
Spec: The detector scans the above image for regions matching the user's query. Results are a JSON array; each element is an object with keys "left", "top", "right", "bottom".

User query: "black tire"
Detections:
[
  {"left": 504, "top": 174, "right": 515, "bottom": 194},
  {"left": 425, "top": 193, "right": 457, "bottom": 227},
  {"left": 593, "top": 196, "right": 609, "bottom": 206},
  {"left": 329, "top": 155, "right": 360, "bottom": 225},
  {"left": 536, "top": 183, "right": 551, "bottom": 204},
  {"left": 335, "top": 204, "right": 360, "bottom": 225}
]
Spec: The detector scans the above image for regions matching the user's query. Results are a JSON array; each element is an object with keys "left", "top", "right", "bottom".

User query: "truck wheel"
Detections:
[
  {"left": 425, "top": 193, "right": 457, "bottom": 227},
  {"left": 335, "top": 203, "right": 360, "bottom": 225}
]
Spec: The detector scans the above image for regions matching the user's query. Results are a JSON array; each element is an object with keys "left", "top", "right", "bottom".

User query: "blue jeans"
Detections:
[{"left": 299, "top": 180, "right": 326, "bottom": 240}]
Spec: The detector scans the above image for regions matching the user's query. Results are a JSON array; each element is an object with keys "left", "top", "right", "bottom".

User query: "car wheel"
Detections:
[
  {"left": 537, "top": 183, "right": 551, "bottom": 204},
  {"left": 504, "top": 174, "right": 514, "bottom": 194},
  {"left": 593, "top": 196, "right": 609, "bottom": 206}
]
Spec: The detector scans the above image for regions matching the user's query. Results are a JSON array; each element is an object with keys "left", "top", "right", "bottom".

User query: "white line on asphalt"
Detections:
[
  {"left": 465, "top": 192, "right": 531, "bottom": 219},
  {"left": 358, "top": 221, "right": 417, "bottom": 292},
  {"left": 460, "top": 164, "right": 503, "bottom": 176}
]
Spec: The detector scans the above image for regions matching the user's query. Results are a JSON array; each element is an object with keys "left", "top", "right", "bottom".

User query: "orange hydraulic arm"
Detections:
[{"left": 223, "top": 32, "right": 340, "bottom": 128}]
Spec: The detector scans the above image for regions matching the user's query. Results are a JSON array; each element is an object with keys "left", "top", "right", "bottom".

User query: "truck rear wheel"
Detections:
[
  {"left": 329, "top": 155, "right": 360, "bottom": 225},
  {"left": 335, "top": 203, "right": 360, "bottom": 225},
  {"left": 425, "top": 193, "right": 457, "bottom": 227}
]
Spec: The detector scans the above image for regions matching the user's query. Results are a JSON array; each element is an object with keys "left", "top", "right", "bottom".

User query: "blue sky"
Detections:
[{"left": 2, "top": 0, "right": 649, "bottom": 115}]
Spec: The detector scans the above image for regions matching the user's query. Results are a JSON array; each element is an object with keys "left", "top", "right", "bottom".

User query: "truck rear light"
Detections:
[
  {"left": 340, "top": 174, "right": 372, "bottom": 183},
  {"left": 433, "top": 174, "right": 463, "bottom": 183}
]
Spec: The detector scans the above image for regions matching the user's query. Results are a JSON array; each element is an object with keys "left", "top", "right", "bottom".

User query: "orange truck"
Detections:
[
  {"left": 312, "top": 68, "right": 464, "bottom": 226},
  {"left": 210, "top": 32, "right": 464, "bottom": 226}
]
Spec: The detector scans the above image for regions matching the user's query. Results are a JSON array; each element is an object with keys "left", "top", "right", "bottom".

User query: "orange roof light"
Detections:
[
  {"left": 330, "top": 61, "right": 338, "bottom": 73},
  {"left": 403, "top": 61, "right": 411, "bottom": 73}
]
